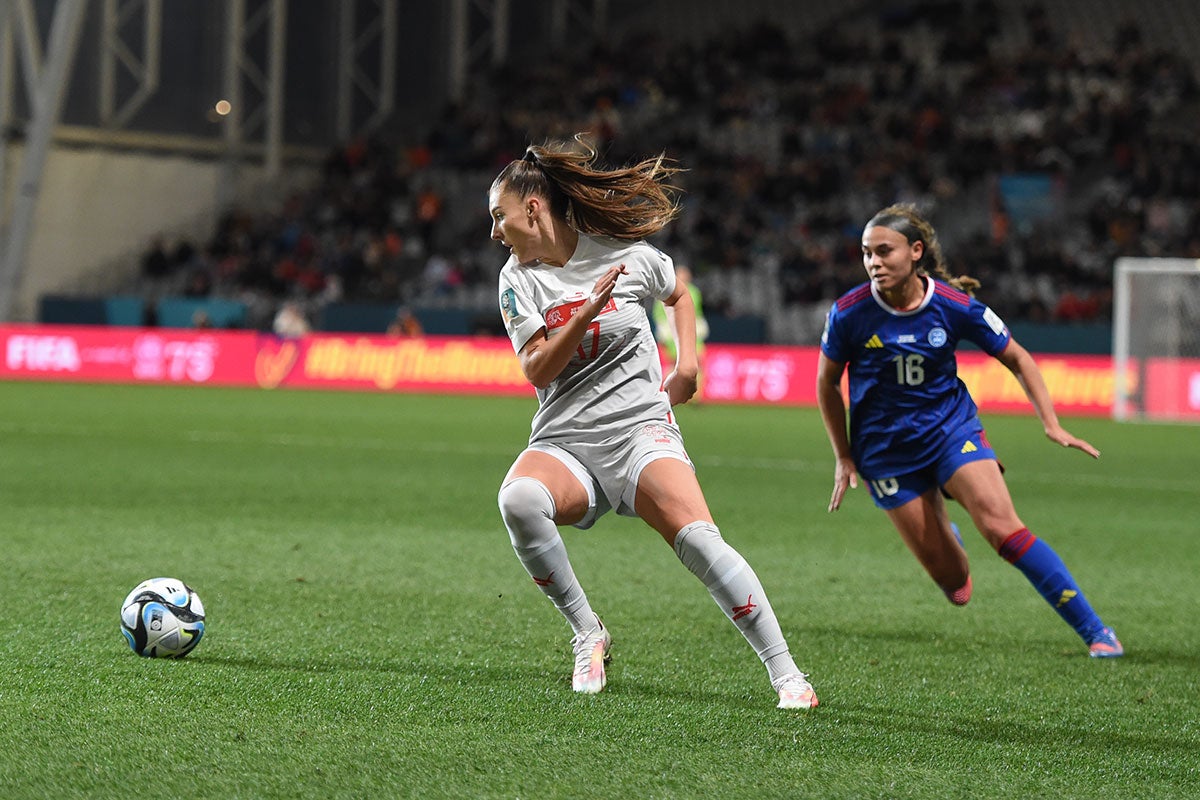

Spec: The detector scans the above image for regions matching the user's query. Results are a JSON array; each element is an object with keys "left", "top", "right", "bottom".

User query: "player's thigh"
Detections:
[
  {"left": 884, "top": 489, "right": 955, "bottom": 558},
  {"left": 503, "top": 449, "right": 591, "bottom": 526},
  {"left": 633, "top": 456, "right": 713, "bottom": 544},
  {"left": 941, "top": 459, "right": 1023, "bottom": 548}
]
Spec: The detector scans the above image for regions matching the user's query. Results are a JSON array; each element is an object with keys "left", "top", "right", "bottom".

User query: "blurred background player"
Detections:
[
  {"left": 816, "top": 203, "right": 1123, "bottom": 658},
  {"left": 387, "top": 306, "right": 424, "bottom": 337},
  {"left": 653, "top": 265, "right": 709, "bottom": 397},
  {"left": 491, "top": 136, "right": 817, "bottom": 709},
  {"left": 272, "top": 301, "right": 312, "bottom": 338}
]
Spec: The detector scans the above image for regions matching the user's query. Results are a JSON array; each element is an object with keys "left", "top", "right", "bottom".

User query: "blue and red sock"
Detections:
[{"left": 998, "top": 528, "right": 1105, "bottom": 642}]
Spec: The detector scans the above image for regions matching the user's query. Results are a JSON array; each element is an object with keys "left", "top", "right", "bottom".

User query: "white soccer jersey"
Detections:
[{"left": 498, "top": 233, "right": 677, "bottom": 445}]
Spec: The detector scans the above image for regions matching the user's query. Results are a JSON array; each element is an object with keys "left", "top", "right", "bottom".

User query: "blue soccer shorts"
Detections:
[{"left": 863, "top": 427, "right": 997, "bottom": 510}]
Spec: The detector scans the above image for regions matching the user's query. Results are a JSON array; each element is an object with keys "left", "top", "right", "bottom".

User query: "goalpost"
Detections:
[{"left": 1112, "top": 257, "right": 1200, "bottom": 421}]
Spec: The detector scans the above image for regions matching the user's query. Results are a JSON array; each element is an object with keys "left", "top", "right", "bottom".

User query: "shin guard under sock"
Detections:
[
  {"left": 674, "top": 521, "right": 798, "bottom": 682},
  {"left": 498, "top": 478, "right": 595, "bottom": 636},
  {"left": 998, "top": 528, "right": 1104, "bottom": 641}
]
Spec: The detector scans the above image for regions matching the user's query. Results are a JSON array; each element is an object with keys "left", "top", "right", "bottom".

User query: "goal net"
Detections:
[{"left": 1112, "top": 258, "right": 1200, "bottom": 421}]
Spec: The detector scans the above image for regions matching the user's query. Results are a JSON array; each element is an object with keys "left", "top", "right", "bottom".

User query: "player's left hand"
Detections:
[
  {"left": 1045, "top": 425, "right": 1100, "bottom": 458},
  {"left": 663, "top": 368, "right": 698, "bottom": 406}
]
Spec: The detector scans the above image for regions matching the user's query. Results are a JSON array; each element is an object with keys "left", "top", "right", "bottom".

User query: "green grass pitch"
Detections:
[{"left": 0, "top": 381, "right": 1196, "bottom": 799}]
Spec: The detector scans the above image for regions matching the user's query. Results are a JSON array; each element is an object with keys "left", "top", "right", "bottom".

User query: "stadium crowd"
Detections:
[{"left": 137, "top": 1, "right": 1200, "bottom": 341}]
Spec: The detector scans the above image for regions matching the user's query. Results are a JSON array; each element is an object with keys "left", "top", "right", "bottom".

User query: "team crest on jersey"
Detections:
[
  {"left": 500, "top": 288, "right": 521, "bottom": 324},
  {"left": 928, "top": 327, "right": 948, "bottom": 347},
  {"left": 545, "top": 294, "right": 617, "bottom": 329}
]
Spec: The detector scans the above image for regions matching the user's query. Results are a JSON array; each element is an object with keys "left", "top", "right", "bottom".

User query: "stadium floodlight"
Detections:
[{"left": 1112, "top": 258, "right": 1200, "bottom": 422}]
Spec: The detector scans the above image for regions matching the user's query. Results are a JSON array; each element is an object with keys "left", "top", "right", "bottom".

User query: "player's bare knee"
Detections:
[
  {"left": 965, "top": 507, "right": 1021, "bottom": 548},
  {"left": 976, "top": 519, "right": 1019, "bottom": 551}
]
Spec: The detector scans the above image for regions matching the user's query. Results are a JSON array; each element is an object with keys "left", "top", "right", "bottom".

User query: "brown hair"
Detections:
[
  {"left": 491, "top": 135, "right": 683, "bottom": 241},
  {"left": 866, "top": 204, "right": 981, "bottom": 295}
]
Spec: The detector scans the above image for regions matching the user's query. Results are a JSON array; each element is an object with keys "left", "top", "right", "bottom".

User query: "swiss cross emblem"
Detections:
[{"left": 544, "top": 296, "right": 615, "bottom": 330}]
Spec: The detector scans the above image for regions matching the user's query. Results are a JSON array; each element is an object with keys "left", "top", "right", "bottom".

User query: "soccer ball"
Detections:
[{"left": 120, "top": 577, "right": 206, "bottom": 658}]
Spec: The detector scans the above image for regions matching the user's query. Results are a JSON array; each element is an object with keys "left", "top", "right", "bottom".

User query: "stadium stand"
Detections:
[{"left": 56, "top": 0, "right": 1200, "bottom": 347}]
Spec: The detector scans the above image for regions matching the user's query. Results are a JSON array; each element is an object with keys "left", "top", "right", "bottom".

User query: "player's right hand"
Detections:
[
  {"left": 586, "top": 264, "right": 627, "bottom": 316},
  {"left": 828, "top": 456, "right": 858, "bottom": 512}
]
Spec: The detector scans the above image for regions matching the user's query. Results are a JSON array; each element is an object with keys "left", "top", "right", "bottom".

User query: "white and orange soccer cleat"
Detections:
[
  {"left": 775, "top": 673, "right": 819, "bottom": 710},
  {"left": 570, "top": 617, "right": 612, "bottom": 694}
]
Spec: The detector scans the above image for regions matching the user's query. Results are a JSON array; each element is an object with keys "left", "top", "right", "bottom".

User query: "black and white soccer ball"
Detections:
[{"left": 120, "top": 578, "right": 206, "bottom": 658}]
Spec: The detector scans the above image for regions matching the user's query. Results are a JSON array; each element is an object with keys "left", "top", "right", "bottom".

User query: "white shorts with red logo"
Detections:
[{"left": 526, "top": 422, "right": 693, "bottom": 529}]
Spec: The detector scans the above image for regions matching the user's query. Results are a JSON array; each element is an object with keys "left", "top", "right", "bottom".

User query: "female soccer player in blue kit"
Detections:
[{"left": 816, "top": 204, "right": 1123, "bottom": 658}]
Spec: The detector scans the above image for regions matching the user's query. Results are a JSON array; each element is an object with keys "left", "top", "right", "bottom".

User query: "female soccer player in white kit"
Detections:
[{"left": 490, "top": 137, "right": 817, "bottom": 709}]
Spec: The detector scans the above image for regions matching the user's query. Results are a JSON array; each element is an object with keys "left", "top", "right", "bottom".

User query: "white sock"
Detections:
[
  {"left": 498, "top": 477, "right": 596, "bottom": 636},
  {"left": 674, "top": 521, "right": 800, "bottom": 684}
]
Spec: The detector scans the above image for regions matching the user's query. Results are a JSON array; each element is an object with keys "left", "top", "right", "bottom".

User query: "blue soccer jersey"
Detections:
[{"left": 820, "top": 276, "right": 1012, "bottom": 479}]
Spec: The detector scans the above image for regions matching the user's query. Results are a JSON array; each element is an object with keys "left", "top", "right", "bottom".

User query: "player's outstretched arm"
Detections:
[
  {"left": 519, "top": 264, "right": 627, "bottom": 389},
  {"left": 996, "top": 339, "right": 1100, "bottom": 458}
]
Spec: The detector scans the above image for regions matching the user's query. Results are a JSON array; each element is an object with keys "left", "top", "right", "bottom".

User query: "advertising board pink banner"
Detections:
[
  {"left": 0, "top": 324, "right": 532, "bottom": 396},
  {"left": 0, "top": 324, "right": 255, "bottom": 385},
  {"left": 696, "top": 347, "right": 1118, "bottom": 415},
  {"left": 1, "top": 324, "right": 1126, "bottom": 416},
  {"left": 954, "top": 352, "right": 1117, "bottom": 417},
  {"left": 1143, "top": 358, "right": 1200, "bottom": 420}
]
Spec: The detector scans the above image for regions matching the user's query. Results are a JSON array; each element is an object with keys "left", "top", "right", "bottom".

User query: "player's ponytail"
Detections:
[{"left": 491, "top": 134, "right": 683, "bottom": 241}]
